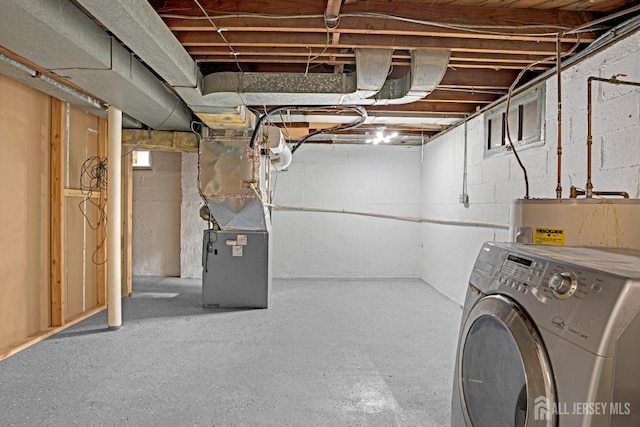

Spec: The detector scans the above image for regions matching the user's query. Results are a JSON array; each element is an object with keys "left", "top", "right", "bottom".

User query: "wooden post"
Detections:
[
  {"left": 122, "top": 153, "right": 133, "bottom": 296},
  {"left": 50, "top": 99, "right": 66, "bottom": 327}
]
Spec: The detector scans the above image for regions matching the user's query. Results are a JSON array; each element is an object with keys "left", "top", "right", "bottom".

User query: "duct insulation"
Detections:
[{"left": 199, "top": 137, "right": 268, "bottom": 231}]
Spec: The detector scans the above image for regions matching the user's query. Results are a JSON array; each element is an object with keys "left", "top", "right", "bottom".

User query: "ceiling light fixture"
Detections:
[{"left": 365, "top": 130, "right": 399, "bottom": 144}]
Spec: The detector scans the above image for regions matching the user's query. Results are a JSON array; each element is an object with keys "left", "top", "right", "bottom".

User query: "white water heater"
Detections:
[{"left": 510, "top": 198, "right": 640, "bottom": 250}]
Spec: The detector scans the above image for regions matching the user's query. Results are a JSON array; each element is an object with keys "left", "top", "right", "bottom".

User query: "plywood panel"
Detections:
[
  {"left": 84, "top": 199, "right": 99, "bottom": 310},
  {"left": 65, "top": 106, "right": 102, "bottom": 320},
  {"left": 0, "top": 74, "right": 51, "bottom": 348},
  {"left": 64, "top": 196, "right": 101, "bottom": 318},
  {"left": 64, "top": 196, "right": 85, "bottom": 319},
  {"left": 67, "top": 107, "right": 99, "bottom": 190},
  {"left": 96, "top": 119, "right": 107, "bottom": 306}
]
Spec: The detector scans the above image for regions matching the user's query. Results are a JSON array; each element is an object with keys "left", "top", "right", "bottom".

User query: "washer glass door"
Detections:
[{"left": 458, "top": 294, "right": 556, "bottom": 427}]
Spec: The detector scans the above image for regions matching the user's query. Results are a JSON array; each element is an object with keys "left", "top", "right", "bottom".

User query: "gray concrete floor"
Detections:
[{"left": 0, "top": 278, "right": 461, "bottom": 426}]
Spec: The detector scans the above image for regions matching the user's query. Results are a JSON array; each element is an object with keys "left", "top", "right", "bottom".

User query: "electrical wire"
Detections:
[
  {"left": 305, "top": 17, "right": 332, "bottom": 75},
  {"left": 248, "top": 105, "right": 368, "bottom": 152},
  {"left": 193, "top": 0, "right": 243, "bottom": 72},
  {"left": 503, "top": 34, "right": 582, "bottom": 199},
  {"left": 194, "top": 127, "right": 218, "bottom": 231},
  {"left": 290, "top": 106, "right": 368, "bottom": 153},
  {"left": 79, "top": 156, "right": 108, "bottom": 265}
]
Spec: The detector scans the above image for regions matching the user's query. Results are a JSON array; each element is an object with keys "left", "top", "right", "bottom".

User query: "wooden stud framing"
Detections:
[
  {"left": 0, "top": 306, "right": 105, "bottom": 361},
  {"left": 122, "top": 153, "right": 133, "bottom": 297},
  {"left": 50, "top": 98, "right": 66, "bottom": 327},
  {"left": 96, "top": 118, "right": 108, "bottom": 306}
]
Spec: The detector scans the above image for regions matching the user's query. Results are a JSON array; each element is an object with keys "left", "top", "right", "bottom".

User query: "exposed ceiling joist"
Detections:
[
  {"left": 3, "top": 0, "right": 636, "bottom": 146},
  {"left": 164, "top": 17, "right": 596, "bottom": 44},
  {"left": 152, "top": 0, "right": 600, "bottom": 27}
]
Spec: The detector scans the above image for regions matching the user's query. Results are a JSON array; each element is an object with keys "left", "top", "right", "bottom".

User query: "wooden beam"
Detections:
[
  {"left": 193, "top": 53, "right": 549, "bottom": 71},
  {"left": 63, "top": 189, "right": 100, "bottom": 199},
  {"left": 155, "top": 0, "right": 599, "bottom": 27},
  {"left": 367, "top": 102, "right": 477, "bottom": 115},
  {"left": 167, "top": 16, "right": 594, "bottom": 44},
  {"left": 188, "top": 46, "right": 353, "bottom": 57},
  {"left": 325, "top": 0, "right": 342, "bottom": 23},
  {"left": 440, "top": 68, "right": 519, "bottom": 89},
  {"left": 121, "top": 154, "right": 133, "bottom": 297},
  {"left": 121, "top": 130, "right": 199, "bottom": 153},
  {"left": 178, "top": 32, "right": 575, "bottom": 56},
  {"left": 325, "top": 0, "right": 344, "bottom": 73},
  {"left": 422, "top": 89, "right": 498, "bottom": 104},
  {"left": 50, "top": 99, "right": 66, "bottom": 327},
  {"left": 188, "top": 46, "right": 568, "bottom": 63}
]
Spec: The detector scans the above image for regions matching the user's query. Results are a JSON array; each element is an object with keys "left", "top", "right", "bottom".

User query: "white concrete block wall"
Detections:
[
  {"left": 132, "top": 151, "right": 182, "bottom": 276},
  {"left": 272, "top": 144, "right": 421, "bottom": 278},
  {"left": 420, "top": 29, "right": 640, "bottom": 305},
  {"left": 179, "top": 144, "right": 423, "bottom": 279},
  {"left": 180, "top": 153, "right": 204, "bottom": 278},
  {"left": 171, "top": 29, "right": 639, "bottom": 293}
]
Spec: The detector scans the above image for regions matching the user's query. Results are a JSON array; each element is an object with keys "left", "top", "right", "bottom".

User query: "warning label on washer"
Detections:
[{"left": 534, "top": 227, "right": 566, "bottom": 246}]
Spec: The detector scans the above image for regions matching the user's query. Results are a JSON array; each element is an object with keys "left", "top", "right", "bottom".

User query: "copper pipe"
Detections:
[
  {"left": 586, "top": 75, "right": 640, "bottom": 198},
  {"left": 570, "top": 186, "right": 629, "bottom": 199},
  {"left": 587, "top": 77, "right": 594, "bottom": 197},
  {"left": 595, "top": 191, "right": 630, "bottom": 198},
  {"left": 556, "top": 33, "right": 563, "bottom": 198},
  {"left": 569, "top": 186, "right": 584, "bottom": 198}
]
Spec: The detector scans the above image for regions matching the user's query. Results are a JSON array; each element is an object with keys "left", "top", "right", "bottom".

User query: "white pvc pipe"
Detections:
[
  {"left": 271, "top": 144, "right": 292, "bottom": 171},
  {"left": 107, "top": 106, "right": 122, "bottom": 329},
  {"left": 273, "top": 205, "right": 510, "bottom": 229}
]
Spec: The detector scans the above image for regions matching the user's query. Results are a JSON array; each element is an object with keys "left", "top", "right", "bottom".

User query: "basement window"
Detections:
[
  {"left": 485, "top": 83, "right": 545, "bottom": 156},
  {"left": 132, "top": 150, "right": 152, "bottom": 169}
]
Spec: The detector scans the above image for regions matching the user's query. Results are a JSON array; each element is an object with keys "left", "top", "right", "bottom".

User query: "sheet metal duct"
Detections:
[
  {"left": 200, "top": 49, "right": 449, "bottom": 108},
  {"left": 65, "top": 0, "right": 450, "bottom": 129},
  {"left": 0, "top": 0, "right": 192, "bottom": 131},
  {"left": 71, "top": 0, "right": 257, "bottom": 129},
  {"left": 372, "top": 50, "right": 451, "bottom": 105},
  {"left": 74, "top": 0, "right": 199, "bottom": 90},
  {"left": 199, "top": 137, "right": 268, "bottom": 231}
]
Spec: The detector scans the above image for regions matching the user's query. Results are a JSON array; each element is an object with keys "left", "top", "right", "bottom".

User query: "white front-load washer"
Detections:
[{"left": 451, "top": 242, "right": 640, "bottom": 427}]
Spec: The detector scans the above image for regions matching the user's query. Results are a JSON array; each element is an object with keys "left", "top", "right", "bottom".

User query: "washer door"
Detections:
[{"left": 458, "top": 294, "right": 557, "bottom": 427}]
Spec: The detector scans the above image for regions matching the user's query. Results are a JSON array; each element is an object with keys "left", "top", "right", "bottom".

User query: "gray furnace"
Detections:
[{"left": 202, "top": 229, "right": 271, "bottom": 309}]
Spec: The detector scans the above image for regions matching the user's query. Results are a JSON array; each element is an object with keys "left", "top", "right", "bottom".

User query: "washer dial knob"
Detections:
[{"left": 548, "top": 272, "right": 578, "bottom": 299}]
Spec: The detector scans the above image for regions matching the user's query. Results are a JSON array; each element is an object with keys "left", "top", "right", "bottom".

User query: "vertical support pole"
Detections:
[
  {"left": 107, "top": 106, "right": 122, "bottom": 329},
  {"left": 50, "top": 99, "right": 66, "bottom": 327}
]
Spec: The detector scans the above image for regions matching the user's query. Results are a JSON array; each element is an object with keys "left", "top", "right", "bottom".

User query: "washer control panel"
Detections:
[
  {"left": 501, "top": 253, "right": 546, "bottom": 286},
  {"left": 497, "top": 253, "right": 548, "bottom": 298},
  {"left": 499, "top": 253, "right": 588, "bottom": 301}
]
